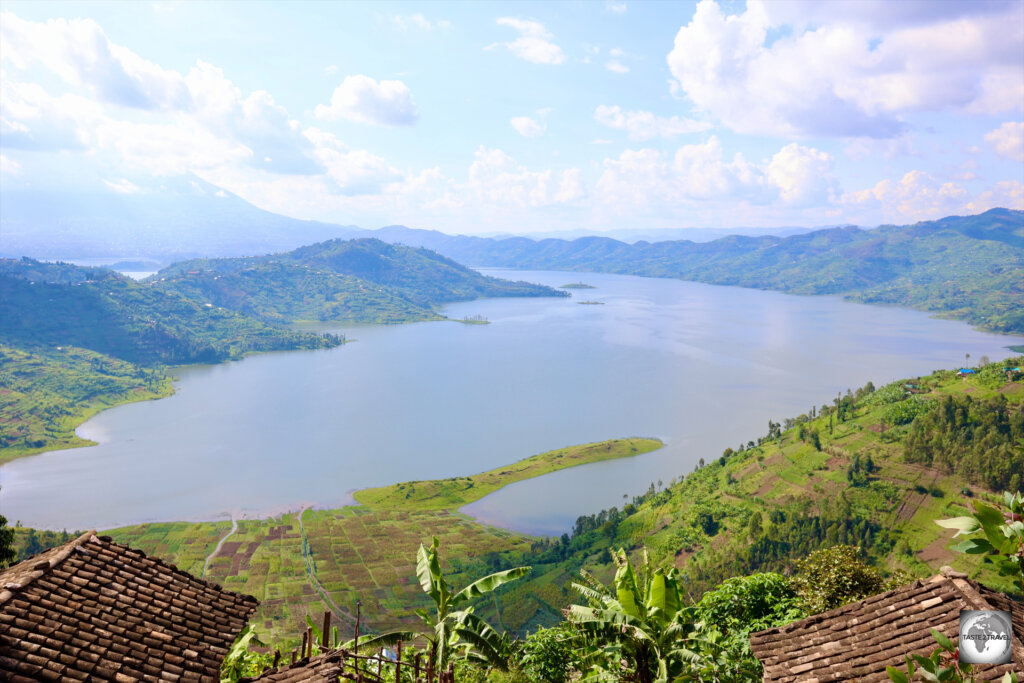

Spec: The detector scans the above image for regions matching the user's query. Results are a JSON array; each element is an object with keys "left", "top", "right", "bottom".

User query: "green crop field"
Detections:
[{"left": 105, "top": 438, "right": 659, "bottom": 644}]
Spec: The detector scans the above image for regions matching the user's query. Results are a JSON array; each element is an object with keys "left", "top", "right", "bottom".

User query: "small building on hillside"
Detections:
[
  {"left": 0, "top": 531, "right": 258, "bottom": 681},
  {"left": 749, "top": 567, "right": 1023, "bottom": 681},
  {"left": 958, "top": 368, "right": 978, "bottom": 377}
]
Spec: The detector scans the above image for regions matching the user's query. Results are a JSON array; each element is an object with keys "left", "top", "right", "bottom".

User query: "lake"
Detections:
[{"left": 2, "top": 270, "right": 1021, "bottom": 534}]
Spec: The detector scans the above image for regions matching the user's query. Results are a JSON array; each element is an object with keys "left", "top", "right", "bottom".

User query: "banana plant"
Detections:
[
  {"left": 346, "top": 537, "right": 529, "bottom": 672},
  {"left": 567, "top": 549, "right": 704, "bottom": 683}
]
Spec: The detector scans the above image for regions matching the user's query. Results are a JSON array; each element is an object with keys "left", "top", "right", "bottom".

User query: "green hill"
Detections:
[
  {"left": 405, "top": 209, "right": 1024, "bottom": 333},
  {"left": 152, "top": 238, "right": 567, "bottom": 324},
  {"left": 0, "top": 345, "right": 172, "bottom": 459},
  {"left": 0, "top": 259, "right": 339, "bottom": 366}
]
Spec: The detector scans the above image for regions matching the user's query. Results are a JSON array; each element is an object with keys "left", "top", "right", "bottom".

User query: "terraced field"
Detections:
[{"left": 106, "top": 438, "right": 659, "bottom": 644}]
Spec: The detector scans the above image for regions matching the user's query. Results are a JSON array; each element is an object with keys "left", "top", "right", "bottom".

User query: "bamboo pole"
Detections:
[
  {"left": 322, "top": 610, "right": 332, "bottom": 649},
  {"left": 353, "top": 600, "right": 362, "bottom": 675},
  {"left": 395, "top": 641, "right": 403, "bottom": 682},
  {"left": 300, "top": 632, "right": 308, "bottom": 660}
]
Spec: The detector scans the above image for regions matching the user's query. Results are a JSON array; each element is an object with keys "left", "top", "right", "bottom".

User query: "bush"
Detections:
[
  {"left": 790, "top": 545, "right": 907, "bottom": 615},
  {"left": 518, "top": 625, "right": 580, "bottom": 683}
]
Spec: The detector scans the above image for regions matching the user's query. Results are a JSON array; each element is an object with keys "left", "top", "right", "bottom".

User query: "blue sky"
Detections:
[{"left": 1, "top": 0, "right": 1022, "bottom": 234}]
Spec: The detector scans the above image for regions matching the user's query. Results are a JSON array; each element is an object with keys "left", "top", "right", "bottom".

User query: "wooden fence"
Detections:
[{"left": 255, "top": 609, "right": 455, "bottom": 683}]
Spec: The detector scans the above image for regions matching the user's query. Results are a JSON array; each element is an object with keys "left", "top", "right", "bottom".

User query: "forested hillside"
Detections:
[
  {"left": 152, "top": 238, "right": 567, "bottom": 324},
  {"left": 374, "top": 209, "right": 1024, "bottom": 334},
  {"left": 0, "top": 259, "right": 339, "bottom": 365}
]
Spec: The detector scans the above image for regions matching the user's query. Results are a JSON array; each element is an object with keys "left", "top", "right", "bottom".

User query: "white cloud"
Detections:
[
  {"left": 0, "top": 11, "right": 191, "bottom": 111},
  {"left": 606, "top": 1, "right": 627, "bottom": 13},
  {"left": 303, "top": 127, "right": 401, "bottom": 195},
  {"left": 765, "top": 143, "right": 837, "bottom": 206},
  {"left": 843, "top": 172, "right": 1024, "bottom": 223},
  {"left": 596, "top": 136, "right": 835, "bottom": 211},
  {"left": 594, "top": 105, "right": 710, "bottom": 141},
  {"left": 466, "top": 146, "right": 581, "bottom": 206},
  {"left": 492, "top": 18, "right": 565, "bottom": 65},
  {"left": 666, "top": 0, "right": 1024, "bottom": 138},
  {"left": 0, "top": 154, "right": 21, "bottom": 175},
  {"left": 605, "top": 60, "right": 629, "bottom": 74},
  {"left": 967, "top": 180, "right": 1024, "bottom": 213},
  {"left": 841, "top": 170, "right": 970, "bottom": 221},
  {"left": 103, "top": 178, "right": 142, "bottom": 194},
  {"left": 985, "top": 121, "right": 1024, "bottom": 162},
  {"left": 510, "top": 116, "right": 545, "bottom": 138},
  {"left": 93, "top": 117, "right": 253, "bottom": 176},
  {"left": 0, "top": 79, "right": 102, "bottom": 150},
  {"left": 315, "top": 75, "right": 418, "bottom": 126},
  {"left": 392, "top": 13, "right": 451, "bottom": 31}
]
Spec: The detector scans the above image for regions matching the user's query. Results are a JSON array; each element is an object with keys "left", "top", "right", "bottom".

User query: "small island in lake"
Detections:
[
  {"left": 560, "top": 282, "right": 596, "bottom": 289},
  {"left": 456, "top": 314, "right": 490, "bottom": 324},
  {"left": 577, "top": 300, "right": 604, "bottom": 305}
]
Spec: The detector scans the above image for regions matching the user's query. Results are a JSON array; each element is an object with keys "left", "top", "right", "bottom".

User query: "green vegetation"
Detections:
[
  {"left": 0, "top": 345, "right": 173, "bottom": 459},
  {"left": 355, "top": 438, "right": 662, "bottom": 511},
  {"left": 358, "top": 537, "right": 531, "bottom": 673},
  {"left": 13, "top": 360, "right": 1022, "bottom": 679},
  {"left": 0, "top": 508, "right": 14, "bottom": 568},
  {"left": 0, "top": 258, "right": 341, "bottom": 366},
  {"left": 559, "top": 283, "right": 595, "bottom": 289},
  {"left": 434, "top": 209, "right": 1024, "bottom": 333},
  {"left": 152, "top": 238, "right": 567, "bottom": 325}
]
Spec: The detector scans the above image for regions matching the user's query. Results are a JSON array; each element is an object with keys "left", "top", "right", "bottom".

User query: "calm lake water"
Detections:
[{"left": 2, "top": 270, "right": 1021, "bottom": 534}]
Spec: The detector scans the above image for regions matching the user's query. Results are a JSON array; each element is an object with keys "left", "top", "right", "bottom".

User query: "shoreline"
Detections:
[{"left": 85, "top": 438, "right": 662, "bottom": 535}]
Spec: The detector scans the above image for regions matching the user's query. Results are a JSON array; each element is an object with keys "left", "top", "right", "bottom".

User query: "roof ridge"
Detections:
[{"left": 0, "top": 529, "right": 97, "bottom": 606}]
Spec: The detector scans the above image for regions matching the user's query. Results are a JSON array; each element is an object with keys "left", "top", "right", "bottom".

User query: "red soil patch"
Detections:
[{"left": 917, "top": 534, "right": 955, "bottom": 566}]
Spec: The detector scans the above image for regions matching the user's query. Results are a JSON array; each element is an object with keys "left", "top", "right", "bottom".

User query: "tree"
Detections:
[
  {"left": 790, "top": 545, "right": 906, "bottom": 615},
  {"left": 567, "top": 548, "right": 705, "bottom": 683},
  {"left": 0, "top": 513, "right": 14, "bottom": 568},
  {"left": 353, "top": 537, "right": 530, "bottom": 673}
]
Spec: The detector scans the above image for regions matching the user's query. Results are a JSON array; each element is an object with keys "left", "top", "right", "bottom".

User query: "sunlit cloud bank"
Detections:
[{"left": 1, "top": 2, "right": 1021, "bottom": 234}]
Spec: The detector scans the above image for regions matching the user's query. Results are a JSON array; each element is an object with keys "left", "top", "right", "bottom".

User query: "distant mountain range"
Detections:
[
  {"left": 152, "top": 238, "right": 566, "bottom": 324},
  {"left": 3, "top": 176, "right": 1021, "bottom": 334},
  {"left": 0, "top": 176, "right": 817, "bottom": 262},
  {"left": 0, "top": 176, "right": 361, "bottom": 262},
  {"left": 360, "top": 210, "right": 1024, "bottom": 335}
]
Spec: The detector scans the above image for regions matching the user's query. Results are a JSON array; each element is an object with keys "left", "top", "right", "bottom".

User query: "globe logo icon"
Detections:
[{"left": 958, "top": 610, "right": 1013, "bottom": 665}]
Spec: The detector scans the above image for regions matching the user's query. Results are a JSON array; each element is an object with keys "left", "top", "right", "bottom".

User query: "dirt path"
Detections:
[
  {"left": 297, "top": 506, "right": 353, "bottom": 632},
  {"left": 202, "top": 515, "right": 238, "bottom": 578}
]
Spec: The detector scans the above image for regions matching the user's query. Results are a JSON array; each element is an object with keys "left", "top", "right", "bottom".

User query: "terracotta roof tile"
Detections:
[
  {"left": 749, "top": 571, "right": 1024, "bottom": 682},
  {"left": 242, "top": 650, "right": 347, "bottom": 682},
  {"left": 0, "top": 531, "right": 258, "bottom": 681}
]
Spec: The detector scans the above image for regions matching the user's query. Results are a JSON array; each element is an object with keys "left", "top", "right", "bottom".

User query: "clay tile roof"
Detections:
[
  {"left": 749, "top": 569, "right": 1024, "bottom": 682},
  {"left": 0, "top": 530, "right": 258, "bottom": 682},
  {"left": 242, "top": 650, "right": 346, "bottom": 682}
]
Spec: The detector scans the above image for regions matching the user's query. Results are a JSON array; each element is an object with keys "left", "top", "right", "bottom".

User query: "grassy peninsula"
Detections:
[
  {"left": 355, "top": 437, "right": 662, "bottom": 510},
  {"left": 93, "top": 438, "right": 659, "bottom": 642}
]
